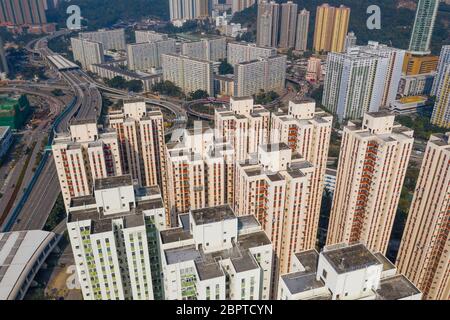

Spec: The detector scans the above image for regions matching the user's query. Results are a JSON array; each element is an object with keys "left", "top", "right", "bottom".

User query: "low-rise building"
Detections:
[
  {"left": 90, "top": 63, "right": 162, "bottom": 92},
  {"left": 278, "top": 243, "right": 422, "bottom": 300}
]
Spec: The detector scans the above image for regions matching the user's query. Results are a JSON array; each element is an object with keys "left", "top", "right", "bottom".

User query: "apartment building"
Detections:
[
  {"left": 278, "top": 243, "right": 422, "bottom": 300},
  {"left": 313, "top": 4, "right": 350, "bottom": 53},
  {"left": 295, "top": 9, "right": 310, "bottom": 52},
  {"left": 165, "top": 125, "right": 235, "bottom": 225},
  {"left": 181, "top": 37, "right": 227, "bottom": 62},
  {"left": 396, "top": 133, "right": 450, "bottom": 300},
  {"left": 71, "top": 37, "right": 105, "bottom": 70},
  {"left": 431, "top": 64, "right": 450, "bottom": 128},
  {"left": 234, "top": 142, "right": 315, "bottom": 288},
  {"left": 256, "top": 1, "right": 279, "bottom": 48},
  {"left": 232, "top": 0, "right": 256, "bottom": 14},
  {"left": 107, "top": 100, "right": 168, "bottom": 217},
  {"left": 408, "top": 0, "right": 440, "bottom": 55},
  {"left": 227, "top": 42, "right": 277, "bottom": 66},
  {"left": 52, "top": 120, "right": 122, "bottom": 209},
  {"left": 431, "top": 45, "right": 450, "bottom": 96},
  {"left": 161, "top": 53, "right": 214, "bottom": 96},
  {"left": 0, "top": 0, "right": 47, "bottom": 26},
  {"left": 159, "top": 205, "right": 273, "bottom": 300},
  {"left": 169, "top": 0, "right": 210, "bottom": 22},
  {"left": 305, "top": 56, "right": 322, "bottom": 83},
  {"left": 127, "top": 39, "right": 176, "bottom": 70},
  {"left": 67, "top": 175, "right": 166, "bottom": 300},
  {"left": 279, "top": 1, "right": 298, "bottom": 49},
  {"left": 215, "top": 96, "right": 271, "bottom": 162},
  {"left": 327, "top": 112, "right": 414, "bottom": 254},
  {"left": 270, "top": 99, "right": 333, "bottom": 250},
  {"left": 356, "top": 41, "right": 406, "bottom": 107},
  {"left": 234, "top": 55, "right": 286, "bottom": 97},
  {"left": 135, "top": 30, "right": 168, "bottom": 43},
  {"left": 79, "top": 29, "right": 126, "bottom": 51},
  {"left": 322, "top": 48, "right": 389, "bottom": 121}
]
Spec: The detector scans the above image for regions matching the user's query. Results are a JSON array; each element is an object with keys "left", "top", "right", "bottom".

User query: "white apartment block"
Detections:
[
  {"left": 67, "top": 175, "right": 167, "bottom": 300},
  {"left": 270, "top": 99, "right": 333, "bottom": 250},
  {"left": 234, "top": 55, "right": 286, "bottom": 97},
  {"left": 215, "top": 96, "right": 271, "bottom": 162},
  {"left": 165, "top": 125, "right": 235, "bottom": 225},
  {"left": 396, "top": 133, "right": 450, "bottom": 300},
  {"left": 52, "top": 120, "right": 122, "bottom": 209},
  {"left": 327, "top": 112, "right": 414, "bottom": 254},
  {"left": 107, "top": 100, "right": 169, "bottom": 221},
  {"left": 79, "top": 29, "right": 126, "bottom": 51},
  {"left": 71, "top": 37, "right": 105, "bottom": 70},
  {"left": 234, "top": 142, "right": 315, "bottom": 286},
  {"left": 356, "top": 41, "right": 406, "bottom": 107},
  {"left": 278, "top": 243, "right": 422, "bottom": 300},
  {"left": 181, "top": 37, "right": 227, "bottom": 62},
  {"left": 127, "top": 39, "right": 176, "bottom": 71},
  {"left": 322, "top": 48, "right": 389, "bottom": 122},
  {"left": 159, "top": 205, "right": 273, "bottom": 300},
  {"left": 227, "top": 42, "right": 276, "bottom": 66},
  {"left": 135, "top": 30, "right": 168, "bottom": 43},
  {"left": 161, "top": 53, "right": 214, "bottom": 96}
]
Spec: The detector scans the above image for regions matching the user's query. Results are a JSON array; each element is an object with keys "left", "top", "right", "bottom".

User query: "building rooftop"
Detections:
[
  {"left": 160, "top": 227, "right": 192, "bottom": 244},
  {"left": 322, "top": 243, "right": 381, "bottom": 274},
  {"left": 376, "top": 275, "right": 421, "bottom": 300},
  {"left": 190, "top": 205, "right": 236, "bottom": 225},
  {"left": 94, "top": 175, "right": 133, "bottom": 190},
  {"left": 237, "top": 215, "right": 260, "bottom": 232},
  {"left": 281, "top": 272, "right": 325, "bottom": 295},
  {"left": 295, "top": 249, "right": 319, "bottom": 273},
  {"left": 374, "top": 252, "right": 396, "bottom": 272},
  {"left": 260, "top": 143, "right": 291, "bottom": 152}
]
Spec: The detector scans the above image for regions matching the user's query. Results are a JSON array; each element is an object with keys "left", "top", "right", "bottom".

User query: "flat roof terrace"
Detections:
[
  {"left": 191, "top": 205, "right": 236, "bottom": 225},
  {"left": 322, "top": 243, "right": 381, "bottom": 274},
  {"left": 94, "top": 175, "right": 133, "bottom": 190}
]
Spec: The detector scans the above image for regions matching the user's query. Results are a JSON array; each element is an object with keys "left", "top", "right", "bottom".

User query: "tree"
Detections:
[
  {"left": 218, "top": 60, "right": 233, "bottom": 75},
  {"left": 105, "top": 76, "right": 127, "bottom": 89},
  {"left": 254, "top": 90, "right": 279, "bottom": 105},
  {"left": 188, "top": 90, "right": 209, "bottom": 101},
  {"left": 126, "top": 80, "right": 143, "bottom": 92},
  {"left": 151, "top": 80, "right": 183, "bottom": 97}
]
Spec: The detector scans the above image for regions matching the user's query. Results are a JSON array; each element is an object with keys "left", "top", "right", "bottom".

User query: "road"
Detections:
[{"left": 1, "top": 30, "right": 102, "bottom": 233}]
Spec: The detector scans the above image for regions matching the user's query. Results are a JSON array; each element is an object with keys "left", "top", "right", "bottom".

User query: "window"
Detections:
[{"left": 322, "top": 269, "right": 327, "bottom": 279}]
